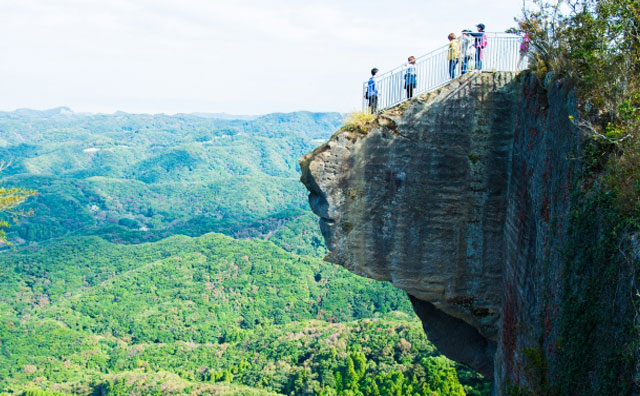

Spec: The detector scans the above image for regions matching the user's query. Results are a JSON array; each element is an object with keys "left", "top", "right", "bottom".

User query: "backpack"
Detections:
[
  {"left": 366, "top": 77, "right": 376, "bottom": 100},
  {"left": 475, "top": 33, "right": 488, "bottom": 49},
  {"left": 404, "top": 72, "right": 416, "bottom": 89}
]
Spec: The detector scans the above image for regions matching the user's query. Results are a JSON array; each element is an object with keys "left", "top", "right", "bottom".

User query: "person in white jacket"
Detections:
[
  {"left": 403, "top": 56, "right": 417, "bottom": 99},
  {"left": 459, "top": 29, "right": 476, "bottom": 74}
]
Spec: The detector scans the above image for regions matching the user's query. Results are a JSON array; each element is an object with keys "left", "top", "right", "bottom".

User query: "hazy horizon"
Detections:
[
  {"left": 0, "top": 105, "right": 345, "bottom": 118},
  {"left": 1, "top": 0, "right": 525, "bottom": 114}
]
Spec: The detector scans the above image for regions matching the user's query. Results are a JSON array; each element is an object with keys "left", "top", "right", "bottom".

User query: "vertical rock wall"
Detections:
[
  {"left": 500, "top": 74, "right": 638, "bottom": 395},
  {"left": 497, "top": 74, "right": 581, "bottom": 391}
]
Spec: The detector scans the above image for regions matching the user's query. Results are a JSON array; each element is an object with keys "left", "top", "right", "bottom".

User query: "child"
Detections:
[
  {"left": 403, "top": 56, "right": 417, "bottom": 99},
  {"left": 447, "top": 33, "right": 460, "bottom": 79},
  {"left": 367, "top": 68, "right": 379, "bottom": 113}
]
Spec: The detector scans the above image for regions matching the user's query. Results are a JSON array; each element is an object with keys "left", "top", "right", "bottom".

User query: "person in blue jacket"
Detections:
[
  {"left": 404, "top": 56, "right": 417, "bottom": 99},
  {"left": 366, "top": 68, "right": 379, "bottom": 113}
]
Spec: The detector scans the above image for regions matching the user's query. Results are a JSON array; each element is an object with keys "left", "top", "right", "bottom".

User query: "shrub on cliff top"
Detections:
[
  {"left": 521, "top": 0, "right": 640, "bottom": 218},
  {"left": 340, "top": 112, "right": 376, "bottom": 135},
  {"left": 521, "top": 0, "right": 639, "bottom": 112}
]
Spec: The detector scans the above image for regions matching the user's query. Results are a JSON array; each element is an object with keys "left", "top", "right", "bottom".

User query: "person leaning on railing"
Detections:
[
  {"left": 459, "top": 29, "right": 475, "bottom": 74},
  {"left": 471, "top": 23, "right": 488, "bottom": 70},
  {"left": 447, "top": 33, "right": 460, "bottom": 79},
  {"left": 366, "top": 68, "right": 379, "bottom": 113},
  {"left": 403, "top": 56, "right": 417, "bottom": 99}
]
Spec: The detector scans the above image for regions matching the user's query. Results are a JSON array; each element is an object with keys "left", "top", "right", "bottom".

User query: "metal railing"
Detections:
[{"left": 363, "top": 32, "right": 528, "bottom": 112}]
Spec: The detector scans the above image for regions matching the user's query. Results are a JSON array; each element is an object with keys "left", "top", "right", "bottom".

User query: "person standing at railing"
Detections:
[
  {"left": 366, "top": 68, "right": 379, "bottom": 113},
  {"left": 472, "top": 24, "right": 488, "bottom": 70},
  {"left": 403, "top": 56, "right": 417, "bottom": 99},
  {"left": 447, "top": 33, "right": 460, "bottom": 79},
  {"left": 460, "top": 30, "right": 475, "bottom": 74}
]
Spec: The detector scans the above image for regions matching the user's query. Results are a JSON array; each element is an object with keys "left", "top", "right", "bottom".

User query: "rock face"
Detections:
[
  {"left": 300, "top": 71, "right": 639, "bottom": 394},
  {"left": 301, "top": 72, "right": 519, "bottom": 378}
]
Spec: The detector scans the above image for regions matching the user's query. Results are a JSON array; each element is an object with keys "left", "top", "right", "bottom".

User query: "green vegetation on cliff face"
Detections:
[
  {"left": 553, "top": 189, "right": 636, "bottom": 396},
  {"left": 510, "top": 1, "right": 640, "bottom": 395}
]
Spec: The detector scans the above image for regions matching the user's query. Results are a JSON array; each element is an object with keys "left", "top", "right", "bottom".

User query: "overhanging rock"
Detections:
[{"left": 300, "top": 72, "right": 520, "bottom": 378}]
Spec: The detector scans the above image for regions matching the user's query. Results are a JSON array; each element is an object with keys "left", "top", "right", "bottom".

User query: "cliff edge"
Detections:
[{"left": 300, "top": 72, "right": 639, "bottom": 395}]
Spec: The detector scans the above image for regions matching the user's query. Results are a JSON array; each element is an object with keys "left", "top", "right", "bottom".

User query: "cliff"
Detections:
[{"left": 300, "top": 72, "right": 639, "bottom": 395}]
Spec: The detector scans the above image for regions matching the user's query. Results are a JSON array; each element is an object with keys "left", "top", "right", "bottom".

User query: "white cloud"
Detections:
[{"left": 0, "top": 0, "right": 524, "bottom": 114}]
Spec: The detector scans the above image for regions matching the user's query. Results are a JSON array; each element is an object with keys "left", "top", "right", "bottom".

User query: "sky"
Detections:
[{"left": 0, "top": 0, "right": 525, "bottom": 115}]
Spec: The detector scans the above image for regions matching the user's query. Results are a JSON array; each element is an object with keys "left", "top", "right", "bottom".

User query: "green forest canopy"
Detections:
[{"left": 0, "top": 110, "right": 490, "bottom": 396}]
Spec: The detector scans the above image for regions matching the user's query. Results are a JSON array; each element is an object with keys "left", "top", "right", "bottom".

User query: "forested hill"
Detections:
[
  {"left": 0, "top": 233, "right": 487, "bottom": 395},
  {"left": 0, "top": 108, "right": 490, "bottom": 396},
  {"left": 0, "top": 108, "right": 342, "bottom": 245}
]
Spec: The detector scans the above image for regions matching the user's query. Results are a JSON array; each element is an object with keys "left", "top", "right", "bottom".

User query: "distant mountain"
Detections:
[
  {"left": 2, "top": 106, "right": 75, "bottom": 119},
  {"left": 0, "top": 109, "right": 343, "bottom": 245},
  {"left": 189, "top": 112, "right": 259, "bottom": 120}
]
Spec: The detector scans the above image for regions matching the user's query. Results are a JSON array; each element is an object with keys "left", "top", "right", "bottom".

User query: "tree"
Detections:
[
  {"left": 521, "top": 0, "right": 640, "bottom": 215},
  {"left": 422, "top": 356, "right": 465, "bottom": 396},
  {"left": 0, "top": 162, "right": 36, "bottom": 244},
  {"left": 521, "top": 0, "right": 640, "bottom": 123}
]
